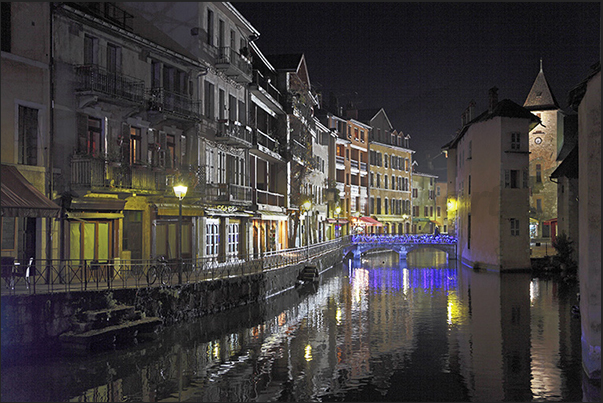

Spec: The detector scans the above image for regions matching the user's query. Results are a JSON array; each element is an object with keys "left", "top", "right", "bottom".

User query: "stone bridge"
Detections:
[{"left": 344, "top": 234, "right": 457, "bottom": 261}]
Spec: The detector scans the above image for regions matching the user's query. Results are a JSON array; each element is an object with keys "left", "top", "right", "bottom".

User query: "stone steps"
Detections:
[
  {"left": 298, "top": 264, "right": 319, "bottom": 283},
  {"left": 59, "top": 304, "right": 162, "bottom": 352}
]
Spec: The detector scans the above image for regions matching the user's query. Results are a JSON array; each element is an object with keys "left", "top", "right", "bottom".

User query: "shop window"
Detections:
[{"left": 1, "top": 217, "right": 16, "bottom": 251}]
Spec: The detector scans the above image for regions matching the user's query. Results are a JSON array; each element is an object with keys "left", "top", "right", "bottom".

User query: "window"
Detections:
[
  {"left": 207, "top": 9, "right": 214, "bottom": 45},
  {"left": 78, "top": 116, "right": 102, "bottom": 158},
  {"left": 219, "top": 89, "right": 225, "bottom": 120},
  {"left": 384, "top": 154, "right": 388, "bottom": 168},
  {"left": 430, "top": 206, "right": 433, "bottom": 217},
  {"left": 468, "top": 175, "right": 471, "bottom": 195},
  {"left": 1, "top": 3, "right": 10, "bottom": 52},
  {"left": 204, "top": 81, "right": 214, "bottom": 118},
  {"left": 18, "top": 105, "right": 38, "bottom": 165},
  {"left": 437, "top": 206, "right": 441, "bottom": 217},
  {"left": 106, "top": 43, "right": 121, "bottom": 74},
  {"left": 437, "top": 186, "right": 440, "bottom": 196},
  {"left": 413, "top": 206, "right": 419, "bottom": 216},
  {"left": 166, "top": 134, "right": 176, "bottom": 169},
  {"left": 536, "top": 198, "right": 542, "bottom": 213},
  {"left": 206, "top": 220, "right": 219, "bottom": 257},
  {"left": 505, "top": 169, "right": 520, "bottom": 188},
  {"left": 536, "top": 164, "right": 542, "bottom": 183},
  {"left": 360, "top": 130, "right": 365, "bottom": 142},
  {"left": 228, "top": 223, "right": 239, "bottom": 256},
  {"left": 376, "top": 198, "right": 381, "bottom": 214},
  {"left": 510, "top": 218, "right": 519, "bottom": 236},
  {"left": 511, "top": 132, "right": 520, "bottom": 150},
  {"left": 412, "top": 188, "right": 418, "bottom": 198},
  {"left": 468, "top": 140, "right": 472, "bottom": 159},
  {"left": 84, "top": 35, "right": 98, "bottom": 65},
  {"left": 424, "top": 206, "right": 428, "bottom": 217},
  {"left": 129, "top": 127, "right": 142, "bottom": 164},
  {"left": 229, "top": 94, "right": 237, "bottom": 121},
  {"left": 384, "top": 175, "right": 388, "bottom": 189}
]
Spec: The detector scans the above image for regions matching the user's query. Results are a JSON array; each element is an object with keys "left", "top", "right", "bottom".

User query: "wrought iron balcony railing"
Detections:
[
  {"left": 147, "top": 88, "right": 202, "bottom": 120},
  {"left": 206, "top": 183, "right": 253, "bottom": 204},
  {"left": 255, "top": 189, "right": 285, "bottom": 207},
  {"left": 74, "top": 64, "right": 145, "bottom": 104},
  {"left": 217, "top": 120, "right": 253, "bottom": 147},
  {"left": 215, "top": 47, "right": 252, "bottom": 82},
  {"left": 251, "top": 70, "right": 283, "bottom": 105},
  {"left": 70, "top": 156, "right": 167, "bottom": 192}
]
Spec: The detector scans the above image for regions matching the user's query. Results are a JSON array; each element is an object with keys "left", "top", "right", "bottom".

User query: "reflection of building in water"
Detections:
[
  {"left": 455, "top": 267, "right": 504, "bottom": 401},
  {"left": 500, "top": 273, "right": 532, "bottom": 401},
  {"left": 529, "top": 278, "right": 580, "bottom": 400}
]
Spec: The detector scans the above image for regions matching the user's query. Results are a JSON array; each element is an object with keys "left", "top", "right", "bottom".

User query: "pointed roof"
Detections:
[{"left": 523, "top": 59, "right": 560, "bottom": 111}]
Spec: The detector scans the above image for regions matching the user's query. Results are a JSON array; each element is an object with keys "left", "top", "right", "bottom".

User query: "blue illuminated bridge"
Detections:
[{"left": 345, "top": 234, "right": 458, "bottom": 261}]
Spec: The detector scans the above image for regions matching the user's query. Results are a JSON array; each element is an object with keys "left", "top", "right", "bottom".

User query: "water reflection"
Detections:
[{"left": 0, "top": 249, "right": 587, "bottom": 402}]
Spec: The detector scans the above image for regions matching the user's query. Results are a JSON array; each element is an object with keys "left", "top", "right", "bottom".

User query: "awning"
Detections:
[
  {"left": 327, "top": 218, "right": 349, "bottom": 224},
  {"left": 358, "top": 216, "right": 382, "bottom": 226},
  {"left": 1, "top": 164, "right": 61, "bottom": 218}
]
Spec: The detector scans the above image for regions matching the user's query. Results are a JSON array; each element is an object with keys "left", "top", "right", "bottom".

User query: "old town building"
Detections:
[
  {"left": 434, "top": 181, "right": 448, "bottom": 234},
  {"left": 443, "top": 88, "right": 540, "bottom": 271},
  {"left": 410, "top": 170, "right": 437, "bottom": 234},
  {"left": 361, "top": 108, "right": 413, "bottom": 234},
  {"left": 1, "top": 2, "right": 61, "bottom": 266},
  {"left": 523, "top": 60, "right": 563, "bottom": 240}
]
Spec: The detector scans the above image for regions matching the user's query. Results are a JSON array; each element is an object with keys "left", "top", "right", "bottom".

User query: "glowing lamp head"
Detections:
[
  {"left": 447, "top": 198, "right": 457, "bottom": 212},
  {"left": 302, "top": 200, "right": 312, "bottom": 211},
  {"left": 173, "top": 184, "right": 188, "bottom": 200},
  {"left": 335, "top": 206, "right": 341, "bottom": 215}
]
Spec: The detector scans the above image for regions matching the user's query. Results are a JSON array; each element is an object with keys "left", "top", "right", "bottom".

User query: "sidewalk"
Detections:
[{"left": 530, "top": 239, "right": 554, "bottom": 259}]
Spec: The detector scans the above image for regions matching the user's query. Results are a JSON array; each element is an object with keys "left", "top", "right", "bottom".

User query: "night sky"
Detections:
[{"left": 232, "top": 2, "right": 600, "bottom": 178}]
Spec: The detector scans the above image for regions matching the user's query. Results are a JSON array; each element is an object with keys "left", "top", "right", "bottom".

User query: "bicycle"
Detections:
[{"left": 147, "top": 256, "right": 172, "bottom": 286}]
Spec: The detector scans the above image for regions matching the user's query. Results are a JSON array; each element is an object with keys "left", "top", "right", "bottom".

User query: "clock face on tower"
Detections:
[{"left": 534, "top": 137, "right": 543, "bottom": 145}]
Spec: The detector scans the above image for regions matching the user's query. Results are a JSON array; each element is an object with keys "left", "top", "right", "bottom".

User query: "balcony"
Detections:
[
  {"left": 255, "top": 189, "right": 285, "bottom": 208},
  {"left": 350, "top": 160, "right": 359, "bottom": 174},
  {"left": 335, "top": 156, "right": 345, "bottom": 169},
  {"left": 216, "top": 120, "right": 253, "bottom": 148},
  {"left": 206, "top": 183, "right": 253, "bottom": 205},
  {"left": 350, "top": 185, "right": 360, "bottom": 197},
  {"left": 360, "top": 161, "right": 368, "bottom": 173},
  {"left": 74, "top": 65, "right": 144, "bottom": 106},
  {"left": 69, "top": 3, "right": 133, "bottom": 31},
  {"left": 251, "top": 128, "right": 283, "bottom": 162},
  {"left": 147, "top": 88, "right": 202, "bottom": 122},
  {"left": 215, "top": 47, "right": 252, "bottom": 83},
  {"left": 249, "top": 70, "right": 284, "bottom": 112},
  {"left": 70, "top": 156, "right": 166, "bottom": 193}
]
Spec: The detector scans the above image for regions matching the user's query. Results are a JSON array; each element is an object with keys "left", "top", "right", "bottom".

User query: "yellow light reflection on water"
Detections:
[
  {"left": 447, "top": 290, "right": 463, "bottom": 326},
  {"left": 352, "top": 268, "right": 369, "bottom": 303},
  {"left": 213, "top": 341, "right": 220, "bottom": 360},
  {"left": 304, "top": 344, "right": 312, "bottom": 361},
  {"left": 336, "top": 307, "right": 342, "bottom": 325}
]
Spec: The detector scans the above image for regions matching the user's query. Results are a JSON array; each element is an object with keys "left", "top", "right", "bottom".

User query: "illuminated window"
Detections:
[{"left": 129, "top": 127, "right": 142, "bottom": 164}]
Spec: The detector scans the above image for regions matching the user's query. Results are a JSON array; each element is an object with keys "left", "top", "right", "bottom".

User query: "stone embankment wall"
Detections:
[{"left": 1, "top": 249, "right": 342, "bottom": 353}]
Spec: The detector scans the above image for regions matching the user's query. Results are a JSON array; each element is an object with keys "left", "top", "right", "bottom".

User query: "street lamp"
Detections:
[
  {"left": 173, "top": 184, "right": 188, "bottom": 284},
  {"left": 335, "top": 206, "right": 341, "bottom": 238},
  {"left": 302, "top": 200, "right": 312, "bottom": 259}
]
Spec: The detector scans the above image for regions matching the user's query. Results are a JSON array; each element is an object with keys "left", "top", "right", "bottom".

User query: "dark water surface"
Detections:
[{"left": 1, "top": 249, "right": 590, "bottom": 402}]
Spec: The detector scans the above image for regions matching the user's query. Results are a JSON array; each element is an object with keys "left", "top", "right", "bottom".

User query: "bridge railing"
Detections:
[{"left": 351, "top": 234, "right": 457, "bottom": 244}]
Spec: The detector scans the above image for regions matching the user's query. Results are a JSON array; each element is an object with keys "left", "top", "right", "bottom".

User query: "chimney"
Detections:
[
  {"left": 488, "top": 87, "right": 498, "bottom": 113},
  {"left": 461, "top": 110, "right": 467, "bottom": 126},
  {"left": 468, "top": 100, "right": 476, "bottom": 121}
]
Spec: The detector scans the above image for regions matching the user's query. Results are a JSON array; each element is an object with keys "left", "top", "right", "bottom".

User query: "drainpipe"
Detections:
[{"left": 47, "top": 2, "right": 56, "bottom": 263}]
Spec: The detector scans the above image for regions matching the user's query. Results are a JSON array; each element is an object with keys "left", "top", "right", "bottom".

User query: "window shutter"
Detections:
[{"left": 504, "top": 169, "right": 510, "bottom": 188}]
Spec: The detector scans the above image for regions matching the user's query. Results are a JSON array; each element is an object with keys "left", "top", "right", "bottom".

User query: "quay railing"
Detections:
[{"left": 1, "top": 237, "right": 349, "bottom": 296}]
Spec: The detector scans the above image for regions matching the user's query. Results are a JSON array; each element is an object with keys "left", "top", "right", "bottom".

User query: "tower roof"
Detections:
[{"left": 523, "top": 59, "right": 560, "bottom": 111}]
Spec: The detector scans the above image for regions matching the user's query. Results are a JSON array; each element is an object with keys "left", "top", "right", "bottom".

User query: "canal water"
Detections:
[{"left": 1, "top": 249, "right": 592, "bottom": 402}]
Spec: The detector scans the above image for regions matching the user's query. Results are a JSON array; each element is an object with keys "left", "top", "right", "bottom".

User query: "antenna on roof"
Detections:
[{"left": 540, "top": 57, "right": 543, "bottom": 72}]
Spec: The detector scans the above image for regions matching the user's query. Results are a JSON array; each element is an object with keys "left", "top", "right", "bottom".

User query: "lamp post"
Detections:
[
  {"left": 173, "top": 184, "right": 188, "bottom": 284},
  {"left": 335, "top": 206, "right": 341, "bottom": 238},
  {"left": 302, "top": 200, "right": 312, "bottom": 259}
]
